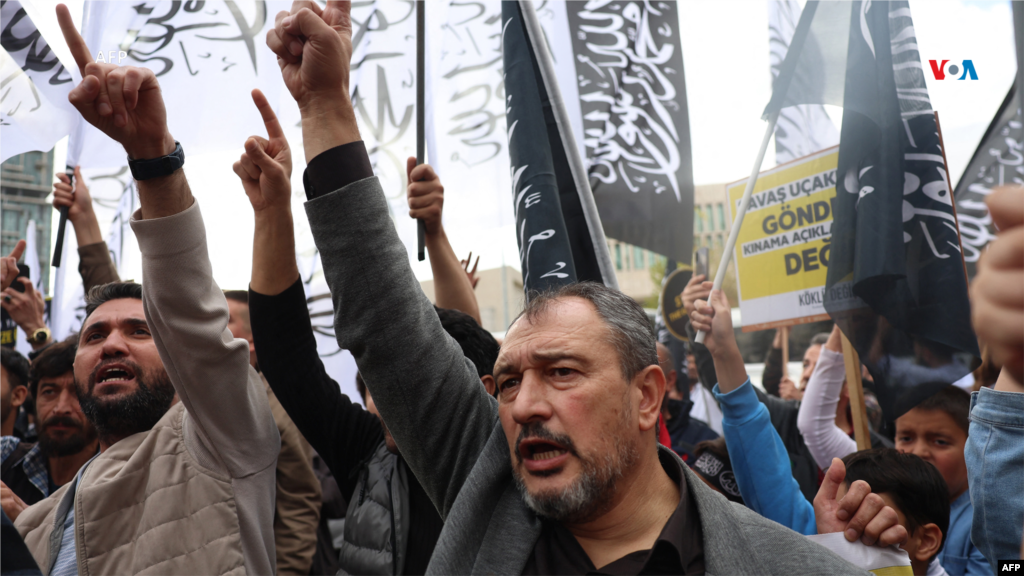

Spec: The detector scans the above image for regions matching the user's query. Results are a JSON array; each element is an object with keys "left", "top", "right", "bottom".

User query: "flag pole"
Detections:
[
  {"left": 1011, "top": 0, "right": 1019, "bottom": 106},
  {"left": 415, "top": 0, "right": 426, "bottom": 261},
  {"left": 841, "top": 331, "right": 872, "bottom": 451},
  {"left": 50, "top": 166, "right": 74, "bottom": 267},
  {"left": 695, "top": 110, "right": 779, "bottom": 344},
  {"left": 519, "top": 0, "right": 619, "bottom": 290},
  {"left": 781, "top": 326, "right": 789, "bottom": 377}
]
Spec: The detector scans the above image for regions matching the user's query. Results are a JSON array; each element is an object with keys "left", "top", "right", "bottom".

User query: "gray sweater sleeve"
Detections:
[{"left": 304, "top": 176, "right": 498, "bottom": 518}]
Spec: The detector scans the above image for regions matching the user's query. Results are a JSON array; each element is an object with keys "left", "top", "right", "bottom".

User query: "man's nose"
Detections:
[
  {"left": 509, "top": 372, "right": 553, "bottom": 425},
  {"left": 53, "top": 387, "right": 79, "bottom": 416},
  {"left": 101, "top": 330, "right": 130, "bottom": 357}
]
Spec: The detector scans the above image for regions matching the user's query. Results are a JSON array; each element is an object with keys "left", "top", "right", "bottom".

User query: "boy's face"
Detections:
[
  {"left": 837, "top": 484, "right": 942, "bottom": 576},
  {"left": 895, "top": 408, "right": 968, "bottom": 500}
]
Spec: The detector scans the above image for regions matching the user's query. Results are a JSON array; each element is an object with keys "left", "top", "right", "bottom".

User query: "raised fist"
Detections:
[{"left": 267, "top": 1, "right": 353, "bottom": 111}]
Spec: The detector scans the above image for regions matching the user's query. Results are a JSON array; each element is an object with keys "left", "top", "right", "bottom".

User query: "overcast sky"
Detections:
[{"left": 25, "top": 0, "right": 1017, "bottom": 292}]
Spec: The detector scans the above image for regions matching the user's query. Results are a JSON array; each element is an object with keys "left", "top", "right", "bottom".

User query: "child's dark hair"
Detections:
[
  {"left": 842, "top": 448, "right": 949, "bottom": 556},
  {"left": 915, "top": 385, "right": 970, "bottom": 435}
]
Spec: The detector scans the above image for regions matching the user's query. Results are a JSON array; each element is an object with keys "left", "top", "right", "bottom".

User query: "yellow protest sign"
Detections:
[{"left": 726, "top": 146, "right": 838, "bottom": 331}]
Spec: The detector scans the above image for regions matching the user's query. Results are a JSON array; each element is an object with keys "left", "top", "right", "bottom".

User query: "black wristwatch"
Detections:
[{"left": 128, "top": 141, "right": 185, "bottom": 181}]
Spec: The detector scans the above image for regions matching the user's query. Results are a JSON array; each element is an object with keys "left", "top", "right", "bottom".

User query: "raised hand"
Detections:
[
  {"left": 268, "top": 1, "right": 353, "bottom": 109},
  {"left": 53, "top": 166, "right": 94, "bottom": 222},
  {"left": 681, "top": 273, "right": 711, "bottom": 316},
  {"left": 0, "top": 241, "right": 26, "bottom": 292},
  {"left": 778, "top": 376, "right": 804, "bottom": 401},
  {"left": 814, "top": 458, "right": 907, "bottom": 547},
  {"left": 234, "top": 89, "right": 292, "bottom": 213},
  {"left": 1, "top": 278, "right": 48, "bottom": 347},
  {"left": 267, "top": 1, "right": 359, "bottom": 162},
  {"left": 462, "top": 252, "right": 481, "bottom": 290},
  {"left": 972, "top": 185, "right": 1024, "bottom": 382},
  {"left": 57, "top": 4, "right": 174, "bottom": 160},
  {"left": 406, "top": 158, "right": 444, "bottom": 236},
  {"left": 689, "top": 285, "right": 735, "bottom": 358}
]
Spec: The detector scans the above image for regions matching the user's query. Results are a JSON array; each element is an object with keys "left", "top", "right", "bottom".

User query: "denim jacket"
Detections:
[{"left": 965, "top": 387, "right": 1023, "bottom": 570}]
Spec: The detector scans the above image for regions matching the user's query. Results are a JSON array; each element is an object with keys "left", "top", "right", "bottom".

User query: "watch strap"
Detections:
[{"left": 128, "top": 141, "right": 185, "bottom": 181}]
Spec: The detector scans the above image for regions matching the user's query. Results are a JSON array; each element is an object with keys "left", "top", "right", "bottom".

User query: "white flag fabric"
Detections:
[
  {"left": 69, "top": 0, "right": 287, "bottom": 168},
  {"left": 0, "top": 0, "right": 77, "bottom": 162},
  {"left": 14, "top": 220, "right": 40, "bottom": 356},
  {"left": 768, "top": 0, "right": 839, "bottom": 164}
]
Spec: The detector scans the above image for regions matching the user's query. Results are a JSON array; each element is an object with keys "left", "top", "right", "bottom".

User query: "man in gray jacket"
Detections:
[{"left": 265, "top": 3, "right": 899, "bottom": 574}]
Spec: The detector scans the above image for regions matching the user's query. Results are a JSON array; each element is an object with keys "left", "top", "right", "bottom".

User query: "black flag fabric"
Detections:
[
  {"left": 562, "top": 1, "right": 695, "bottom": 265},
  {"left": 767, "top": 1, "right": 979, "bottom": 428},
  {"left": 830, "top": 2, "right": 978, "bottom": 425},
  {"left": 501, "top": 0, "right": 616, "bottom": 297},
  {"left": 953, "top": 85, "right": 1021, "bottom": 278}
]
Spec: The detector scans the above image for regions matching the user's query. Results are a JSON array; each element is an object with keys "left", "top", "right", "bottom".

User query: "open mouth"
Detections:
[
  {"left": 95, "top": 364, "right": 136, "bottom": 386},
  {"left": 519, "top": 439, "right": 569, "bottom": 461}
]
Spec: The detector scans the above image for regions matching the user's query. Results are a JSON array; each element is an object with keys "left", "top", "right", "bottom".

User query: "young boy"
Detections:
[
  {"left": 841, "top": 449, "right": 949, "bottom": 576},
  {"left": 894, "top": 384, "right": 990, "bottom": 575}
]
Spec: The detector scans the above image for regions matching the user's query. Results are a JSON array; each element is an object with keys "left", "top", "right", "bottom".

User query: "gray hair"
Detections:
[
  {"left": 518, "top": 282, "right": 658, "bottom": 382},
  {"left": 810, "top": 332, "right": 831, "bottom": 346}
]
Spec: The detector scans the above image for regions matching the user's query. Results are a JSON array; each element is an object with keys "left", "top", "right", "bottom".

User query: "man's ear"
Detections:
[
  {"left": 481, "top": 375, "right": 495, "bottom": 397},
  {"left": 636, "top": 364, "right": 665, "bottom": 432},
  {"left": 11, "top": 386, "right": 28, "bottom": 410},
  {"left": 911, "top": 523, "right": 943, "bottom": 562}
]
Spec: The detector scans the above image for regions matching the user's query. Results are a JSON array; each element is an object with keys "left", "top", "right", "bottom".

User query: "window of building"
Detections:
[
  {"left": 717, "top": 204, "right": 726, "bottom": 231},
  {"left": 706, "top": 204, "right": 715, "bottom": 231},
  {"left": 615, "top": 243, "right": 622, "bottom": 270},
  {"left": 694, "top": 206, "right": 703, "bottom": 233},
  {"left": 634, "top": 246, "right": 644, "bottom": 268}
]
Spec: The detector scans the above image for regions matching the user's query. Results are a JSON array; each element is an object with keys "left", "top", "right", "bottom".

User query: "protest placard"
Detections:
[{"left": 726, "top": 146, "right": 838, "bottom": 331}]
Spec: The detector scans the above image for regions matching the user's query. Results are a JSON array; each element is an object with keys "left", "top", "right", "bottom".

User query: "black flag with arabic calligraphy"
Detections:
[
  {"left": 564, "top": 1, "right": 695, "bottom": 265},
  {"left": 501, "top": 0, "right": 606, "bottom": 296},
  {"left": 953, "top": 85, "right": 1021, "bottom": 278},
  {"left": 827, "top": 1, "right": 970, "bottom": 426},
  {"left": 766, "top": 1, "right": 978, "bottom": 430}
]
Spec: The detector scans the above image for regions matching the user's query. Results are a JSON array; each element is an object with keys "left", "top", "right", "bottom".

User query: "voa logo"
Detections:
[{"left": 929, "top": 60, "right": 978, "bottom": 80}]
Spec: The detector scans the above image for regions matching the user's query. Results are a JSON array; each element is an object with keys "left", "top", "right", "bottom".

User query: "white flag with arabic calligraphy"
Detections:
[
  {"left": 0, "top": 0, "right": 77, "bottom": 163},
  {"left": 69, "top": 0, "right": 286, "bottom": 168}
]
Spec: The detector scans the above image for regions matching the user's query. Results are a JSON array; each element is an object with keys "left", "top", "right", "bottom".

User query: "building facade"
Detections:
[{"left": 1, "top": 151, "right": 55, "bottom": 291}]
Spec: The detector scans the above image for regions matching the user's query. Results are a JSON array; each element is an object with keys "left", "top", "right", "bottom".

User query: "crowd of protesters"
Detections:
[{"left": 0, "top": 2, "right": 1021, "bottom": 575}]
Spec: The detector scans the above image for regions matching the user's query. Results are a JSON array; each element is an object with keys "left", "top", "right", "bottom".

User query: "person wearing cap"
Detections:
[{"left": 689, "top": 439, "right": 743, "bottom": 505}]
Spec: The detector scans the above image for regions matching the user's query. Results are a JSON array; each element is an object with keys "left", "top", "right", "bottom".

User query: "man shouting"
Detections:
[
  {"left": 263, "top": 2, "right": 893, "bottom": 574},
  {"left": 14, "top": 6, "right": 279, "bottom": 575}
]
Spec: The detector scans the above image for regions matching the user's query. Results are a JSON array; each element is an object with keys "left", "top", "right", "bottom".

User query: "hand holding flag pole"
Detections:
[
  {"left": 695, "top": 1, "right": 820, "bottom": 343},
  {"left": 694, "top": 110, "right": 779, "bottom": 344},
  {"left": 415, "top": 0, "right": 426, "bottom": 261},
  {"left": 50, "top": 167, "right": 73, "bottom": 267}
]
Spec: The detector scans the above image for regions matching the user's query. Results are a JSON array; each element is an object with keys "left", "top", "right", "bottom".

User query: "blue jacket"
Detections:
[
  {"left": 713, "top": 379, "right": 817, "bottom": 535},
  {"left": 938, "top": 491, "right": 990, "bottom": 575}
]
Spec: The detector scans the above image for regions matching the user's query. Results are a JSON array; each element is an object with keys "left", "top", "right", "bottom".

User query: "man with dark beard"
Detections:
[
  {"left": 1, "top": 338, "right": 98, "bottom": 517},
  {"left": 13, "top": 6, "right": 280, "bottom": 575}
]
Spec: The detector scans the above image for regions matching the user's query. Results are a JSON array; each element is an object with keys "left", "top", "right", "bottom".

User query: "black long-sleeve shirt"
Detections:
[{"left": 249, "top": 141, "right": 443, "bottom": 574}]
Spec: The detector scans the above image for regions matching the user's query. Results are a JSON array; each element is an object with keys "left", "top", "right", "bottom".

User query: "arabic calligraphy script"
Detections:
[{"left": 567, "top": 0, "right": 685, "bottom": 202}]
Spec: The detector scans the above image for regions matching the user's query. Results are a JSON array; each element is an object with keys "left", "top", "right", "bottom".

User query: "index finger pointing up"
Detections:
[
  {"left": 57, "top": 4, "right": 92, "bottom": 74},
  {"left": 250, "top": 89, "right": 283, "bottom": 140}
]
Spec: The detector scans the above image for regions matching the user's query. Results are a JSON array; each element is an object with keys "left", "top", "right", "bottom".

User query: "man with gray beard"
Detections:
[{"left": 265, "top": 4, "right": 910, "bottom": 574}]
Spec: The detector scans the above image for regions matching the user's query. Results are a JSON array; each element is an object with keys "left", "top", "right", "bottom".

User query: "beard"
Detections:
[
  {"left": 38, "top": 415, "right": 98, "bottom": 457},
  {"left": 78, "top": 360, "right": 175, "bottom": 444},
  {"left": 512, "top": 420, "right": 640, "bottom": 525}
]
